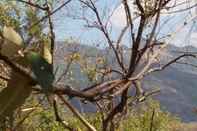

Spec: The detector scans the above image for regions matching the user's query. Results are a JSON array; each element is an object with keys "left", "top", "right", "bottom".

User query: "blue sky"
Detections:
[{"left": 52, "top": 0, "right": 197, "bottom": 47}]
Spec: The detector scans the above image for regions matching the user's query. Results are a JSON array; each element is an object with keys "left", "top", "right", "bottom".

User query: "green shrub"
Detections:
[
  {"left": 120, "top": 99, "right": 180, "bottom": 131},
  {"left": 5, "top": 97, "right": 181, "bottom": 131}
]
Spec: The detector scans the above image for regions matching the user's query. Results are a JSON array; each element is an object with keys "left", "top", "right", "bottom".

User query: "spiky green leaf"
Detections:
[
  {"left": 1, "top": 26, "right": 23, "bottom": 58},
  {"left": 43, "top": 42, "right": 52, "bottom": 64},
  {"left": 3, "top": 26, "right": 22, "bottom": 46}
]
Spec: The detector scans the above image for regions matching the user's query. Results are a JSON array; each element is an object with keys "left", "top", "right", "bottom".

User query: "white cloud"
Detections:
[
  {"left": 110, "top": 0, "right": 197, "bottom": 28},
  {"left": 110, "top": 1, "right": 136, "bottom": 28},
  {"left": 110, "top": 0, "right": 197, "bottom": 47}
]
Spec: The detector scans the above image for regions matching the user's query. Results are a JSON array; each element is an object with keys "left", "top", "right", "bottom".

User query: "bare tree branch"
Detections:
[
  {"left": 29, "top": 0, "right": 72, "bottom": 29},
  {"left": 79, "top": 0, "right": 126, "bottom": 73},
  {"left": 17, "top": 0, "right": 48, "bottom": 10},
  {"left": 147, "top": 54, "right": 197, "bottom": 74},
  {"left": 57, "top": 94, "right": 97, "bottom": 131}
]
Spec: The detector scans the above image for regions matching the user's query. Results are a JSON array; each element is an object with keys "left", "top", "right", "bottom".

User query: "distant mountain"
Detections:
[
  {"left": 144, "top": 67, "right": 197, "bottom": 122},
  {"left": 54, "top": 41, "right": 197, "bottom": 122},
  {"left": 144, "top": 44, "right": 197, "bottom": 122}
]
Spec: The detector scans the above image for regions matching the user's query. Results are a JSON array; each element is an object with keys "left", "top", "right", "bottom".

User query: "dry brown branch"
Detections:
[
  {"left": 13, "top": 102, "right": 41, "bottom": 130},
  {"left": 55, "top": 59, "right": 73, "bottom": 83},
  {"left": 147, "top": 53, "right": 197, "bottom": 74},
  {"left": 29, "top": 0, "right": 72, "bottom": 29},
  {"left": 163, "top": 2, "right": 197, "bottom": 14},
  {"left": 139, "top": 0, "right": 162, "bottom": 58},
  {"left": 126, "top": 12, "right": 146, "bottom": 77},
  {"left": 110, "top": 81, "right": 131, "bottom": 97},
  {"left": 175, "top": 61, "right": 197, "bottom": 68},
  {"left": 0, "top": 75, "right": 9, "bottom": 81},
  {"left": 57, "top": 94, "right": 97, "bottom": 131},
  {"left": 136, "top": 0, "right": 145, "bottom": 14},
  {"left": 103, "top": 88, "right": 128, "bottom": 131},
  {"left": 150, "top": 108, "right": 155, "bottom": 131},
  {"left": 52, "top": 98, "right": 75, "bottom": 131},
  {"left": 122, "top": 0, "right": 135, "bottom": 44},
  {"left": 17, "top": 0, "right": 48, "bottom": 10},
  {"left": 79, "top": 0, "right": 126, "bottom": 73},
  {"left": 1, "top": 0, "right": 197, "bottom": 130}
]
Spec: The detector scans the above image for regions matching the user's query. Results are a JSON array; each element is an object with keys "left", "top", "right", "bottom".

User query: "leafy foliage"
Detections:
[
  {"left": 0, "top": 0, "right": 196, "bottom": 131},
  {"left": 120, "top": 99, "right": 180, "bottom": 131},
  {"left": 15, "top": 99, "right": 181, "bottom": 131},
  {"left": 0, "top": 1, "right": 54, "bottom": 125}
]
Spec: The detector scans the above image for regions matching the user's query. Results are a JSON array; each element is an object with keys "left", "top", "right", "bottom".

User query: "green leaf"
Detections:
[
  {"left": 1, "top": 26, "right": 23, "bottom": 58},
  {"left": 3, "top": 26, "right": 22, "bottom": 46},
  {"left": 43, "top": 42, "right": 52, "bottom": 64}
]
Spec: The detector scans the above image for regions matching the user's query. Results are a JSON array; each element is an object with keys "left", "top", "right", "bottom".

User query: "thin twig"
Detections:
[
  {"left": 53, "top": 98, "right": 75, "bottom": 131},
  {"left": 56, "top": 59, "right": 73, "bottom": 83},
  {"left": 29, "top": 0, "right": 72, "bottom": 29},
  {"left": 79, "top": 0, "right": 126, "bottom": 73},
  {"left": 0, "top": 75, "right": 9, "bottom": 81},
  {"left": 17, "top": 0, "right": 48, "bottom": 10},
  {"left": 150, "top": 108, "right": 155, "bottom": 131},
  {"left": 57, "top": 94, "right": 97, "bottom": 131},
  {"left": 147, "top": 53, "right": 196, "bottom": 74}
]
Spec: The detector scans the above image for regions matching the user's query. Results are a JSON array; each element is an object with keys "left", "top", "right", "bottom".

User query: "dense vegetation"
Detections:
[
  {"left": 1, "top": 95, "right": 181, "bottom": 131},
  {"left": 0, "top": 0, "right": 197, "bottom": 131}
]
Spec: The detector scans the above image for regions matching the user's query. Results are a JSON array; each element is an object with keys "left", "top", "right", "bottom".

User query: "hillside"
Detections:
[{"left": 54, "top": 41, "right": 197, "bottom": 122}]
